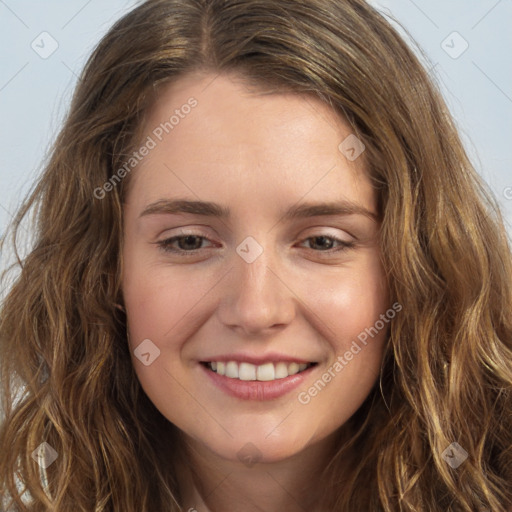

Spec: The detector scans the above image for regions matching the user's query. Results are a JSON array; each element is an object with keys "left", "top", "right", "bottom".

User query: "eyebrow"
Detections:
[{"left": 139, "top": 198, "right": 379, "bottom": 222}]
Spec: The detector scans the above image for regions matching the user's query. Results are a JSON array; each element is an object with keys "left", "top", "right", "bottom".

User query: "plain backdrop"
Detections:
[{"left": 0, "top": 0, "right": 511, "bottom": 254}]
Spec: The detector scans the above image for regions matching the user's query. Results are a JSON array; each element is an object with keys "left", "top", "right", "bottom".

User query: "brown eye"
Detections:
[
  {"left": 157, "top": 235, "right": 212, "bottom": 254},
  {"left": 300, "top": 235, "right": 354, "bottom": 252}
]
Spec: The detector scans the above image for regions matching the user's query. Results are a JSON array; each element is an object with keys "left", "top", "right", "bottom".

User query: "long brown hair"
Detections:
[{"left": 1, "top": 0, "right": 511, "bottom": 510}]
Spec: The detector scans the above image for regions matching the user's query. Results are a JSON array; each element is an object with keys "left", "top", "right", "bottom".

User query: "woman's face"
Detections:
[{"left": 121, "top": 71, "right": 390, "bottom": 464}]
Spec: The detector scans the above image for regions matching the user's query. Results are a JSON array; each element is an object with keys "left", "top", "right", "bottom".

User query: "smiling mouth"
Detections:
[{"left": 201, "top": 361, "right": 317, "bottom": 382}]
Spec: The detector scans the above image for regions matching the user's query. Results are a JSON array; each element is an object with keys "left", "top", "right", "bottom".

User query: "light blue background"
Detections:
[{"left": 0, "top": 0, "right": 511, "bottom": 248}]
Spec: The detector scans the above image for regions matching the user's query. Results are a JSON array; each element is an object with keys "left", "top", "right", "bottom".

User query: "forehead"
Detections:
[{"left": 126, "top": 72, "right": 375, "bottom": 212}]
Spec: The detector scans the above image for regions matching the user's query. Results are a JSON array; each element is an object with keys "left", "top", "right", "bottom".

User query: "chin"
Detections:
[{"left": 203, "top": 430, "right": 313, "bottom": 466}]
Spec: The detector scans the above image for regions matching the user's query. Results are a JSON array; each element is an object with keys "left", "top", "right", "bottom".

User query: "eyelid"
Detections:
[
  {"left": 299, "top": 225, "right": 354, "bottom": 240},
  {"left": 154, "top": 231, "right": 356, "bottom": 256},
  {"left": 153, "top": 231, "right": 216, "bottom": 254}
]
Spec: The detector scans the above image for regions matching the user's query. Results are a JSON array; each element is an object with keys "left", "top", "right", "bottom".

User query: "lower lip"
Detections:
[{"left": 200, "top": 363, "right": 317, "bottom": 401}]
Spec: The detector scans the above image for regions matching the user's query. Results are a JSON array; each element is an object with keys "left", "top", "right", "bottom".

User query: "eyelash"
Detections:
[{"left": 155, "top": 234, "right": 355, "bottom": 256}]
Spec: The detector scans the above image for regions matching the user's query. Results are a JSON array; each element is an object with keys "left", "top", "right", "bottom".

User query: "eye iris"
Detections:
[
  {"left": 179, "top": 235, "right": 203, "bottom": 250},
  {"left": 311, "top": 236, "right": 334, "bottom": 250},
  {"left": 163, "top": 235, "right": 347, "bottom": 253}
]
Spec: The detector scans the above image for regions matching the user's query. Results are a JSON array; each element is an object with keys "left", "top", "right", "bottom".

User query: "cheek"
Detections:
[
  {"left": 292, "top": 253, "right": 390, "bottom": 415},
  {"left": 122, "top": 255, "right": 213, "bottom": 343},
  {"left": 122, "top": 240, "right": 390, "bottom": 429},
  {"left": 122, "top": 265, "right": 214, "bottom": 433},
  {"left": 304, "top": 253, "right": 389, "bottom": 348}
]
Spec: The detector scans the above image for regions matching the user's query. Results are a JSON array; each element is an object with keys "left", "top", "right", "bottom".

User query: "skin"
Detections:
[{"left": 121, "top": 71, "right": 390, "bottom": 511}]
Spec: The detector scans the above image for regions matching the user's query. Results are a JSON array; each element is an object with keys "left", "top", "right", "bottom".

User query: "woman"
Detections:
[{"left": 1, "top": 0, "right": 511, "bottom": 510}]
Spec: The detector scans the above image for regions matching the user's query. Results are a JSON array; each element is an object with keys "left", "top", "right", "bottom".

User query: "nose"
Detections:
[{"left": 216, "top": 244, "right": 296, "bottom": 337}]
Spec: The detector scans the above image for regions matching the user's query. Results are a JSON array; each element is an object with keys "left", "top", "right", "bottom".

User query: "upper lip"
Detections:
[{"left": 200, "top": 352, "right": 316, "bottom": 365}]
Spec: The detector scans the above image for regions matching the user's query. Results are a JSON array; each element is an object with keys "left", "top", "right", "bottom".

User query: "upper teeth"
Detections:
[{"left": 209, "top": 361, "right": 311, "bottom": 381}]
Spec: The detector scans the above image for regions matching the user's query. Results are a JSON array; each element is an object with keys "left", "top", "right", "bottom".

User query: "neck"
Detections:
[{"left": 175, "top": 429, "right": 347, "bottom": 512}]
